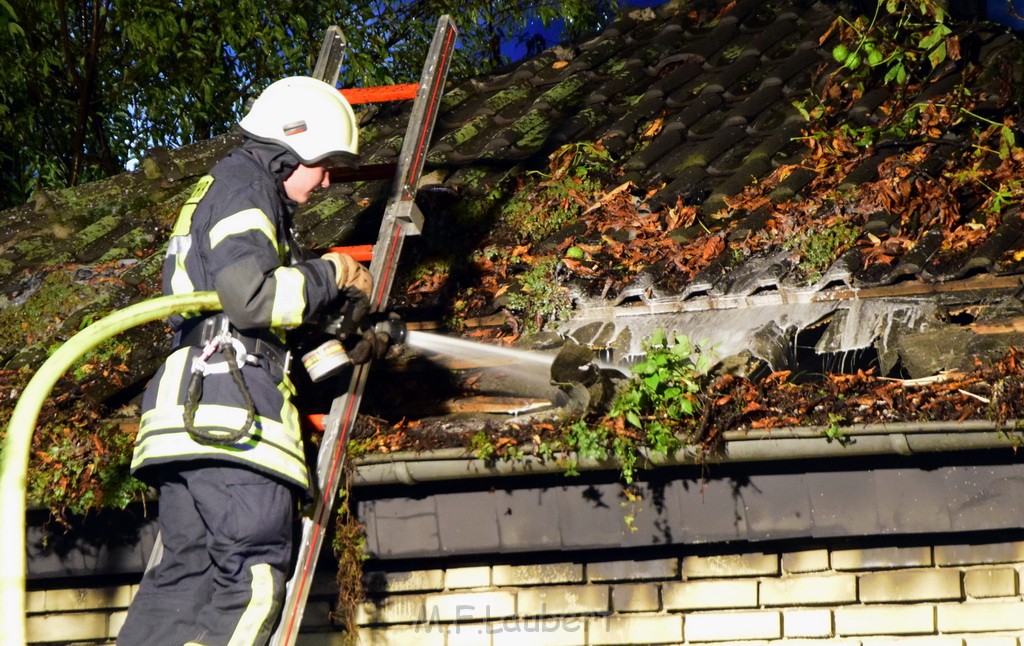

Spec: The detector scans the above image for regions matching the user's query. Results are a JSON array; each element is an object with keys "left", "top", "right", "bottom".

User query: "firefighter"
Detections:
[{"left": 118, "top": 76, "right": 372, "bottom": 646}]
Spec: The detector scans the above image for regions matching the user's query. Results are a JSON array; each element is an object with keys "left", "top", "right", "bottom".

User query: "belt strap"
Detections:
[{"left": 175, "top": 314, "right": 290, "bottom": 377}]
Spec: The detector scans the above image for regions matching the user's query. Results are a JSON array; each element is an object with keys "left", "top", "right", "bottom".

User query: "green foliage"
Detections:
[
  {"left": 823, "top": 412, "right": 849, "bottom": 443},
  {"left": 558, "top": 331, "right": 712, "bottom": 484},
  {"left": 471, "top": 430, "right": 497, "bottom": 462},
  {"left": 783, "top": 219, "right": 860, "bottom": 282},
  {"left": 503, "top": 257, "right": 573, "bottom": 332},
  {"left": 331, "top": 465, "right": 368, "bottom": 640},
  {"left": 24, "top": 413, "right": 148, "bottom": 521},
  {"left": 611, "top": 330, "right": 710, "bottom": 456},
  {"left": 0, "top": 0, "right": 617, "bottom": 209},
  {"left": 828, "top": 0, "right": 953, "bottom": 83},
  {"left": 795, "top": 0, "right": 964, "bottom": 156}
]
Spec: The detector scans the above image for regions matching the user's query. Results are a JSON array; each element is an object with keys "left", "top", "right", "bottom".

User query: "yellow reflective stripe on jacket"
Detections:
[
  {"left": 169, "top": 240, "right": 196, "bottom": 296},
  {"left": 155, "top": 348, "right": 190, "bottom": 410},
  {"left": 172, "top": 175, "right": 214, "bottom": 237},
  {"left": 270, "top": 267, "right": 306, "bottom": 328},
  {"left": 228, "top": 564, "right": 276, "bottom": 646},
  {"left": 134, "top": 405, "right": 308, "bottom": 487},
  {"left": 209, "top": 208, "right": 278, "bottom": 251},
  {"left": 166, "top": 175, "right": 214, "bottom": 296}
]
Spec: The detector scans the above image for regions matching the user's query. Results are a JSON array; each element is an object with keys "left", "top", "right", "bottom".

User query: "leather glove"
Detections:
[
  {"left": 322, "top": 252, "right": 372, "bottom": 299},
  {"left": 347, "top": 329, "right": 392, "bottom": 365}
]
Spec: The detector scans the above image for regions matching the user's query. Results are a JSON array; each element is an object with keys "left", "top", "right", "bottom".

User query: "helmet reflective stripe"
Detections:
[
  {"left": 238, "top": 76, "right": 359, "bottom": 166},
  {"left": 208, "top": 208, "right": 279, "bottom": 251},
  {"left": 270, "top": 267, "right": 306, "bottom": 328}
]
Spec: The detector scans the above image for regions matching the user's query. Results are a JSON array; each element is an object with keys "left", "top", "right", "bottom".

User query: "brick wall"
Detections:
[
  {"left": 354, "top": 540, "right": 1024, "bottom": 646},
  {"left": 25, "top": 538, "right": 1024, "bottom": 644}
]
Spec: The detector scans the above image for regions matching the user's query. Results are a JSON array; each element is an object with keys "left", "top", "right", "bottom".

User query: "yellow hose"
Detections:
[{"left": 0, "top": 292, "right": 221, "bottom": 646}]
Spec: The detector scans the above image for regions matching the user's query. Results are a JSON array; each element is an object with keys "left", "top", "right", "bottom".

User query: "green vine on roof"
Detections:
[
  {"left": 828, "top": 0, "right": 954, "bottom": 84},
  {"left": 795, "top": 0, "right": 961, "bottom": 149},
  {"left": 556, "top": 330, "right": 714, "bottom": 484}
]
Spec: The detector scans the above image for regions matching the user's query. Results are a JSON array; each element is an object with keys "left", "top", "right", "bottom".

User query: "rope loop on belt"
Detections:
[{"left": 183, "top": 332, "right": 257, "bottom": 445}]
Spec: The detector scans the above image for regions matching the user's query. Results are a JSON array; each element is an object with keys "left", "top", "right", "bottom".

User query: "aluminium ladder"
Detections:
[{"left": 270, "top": 16, "right": 458, "bottom": 646}]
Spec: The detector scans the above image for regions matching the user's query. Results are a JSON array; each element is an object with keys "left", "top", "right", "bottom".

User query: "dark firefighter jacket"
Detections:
[{"left": 130, "top": 142, "right": 339, "bottom": 492}]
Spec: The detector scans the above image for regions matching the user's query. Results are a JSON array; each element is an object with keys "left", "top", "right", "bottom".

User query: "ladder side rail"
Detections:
[{"left": 270, "top": 16, "right": 457, "bottom": 646}]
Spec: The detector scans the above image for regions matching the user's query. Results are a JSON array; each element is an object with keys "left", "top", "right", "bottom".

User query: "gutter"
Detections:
[{"left": 351, "top": 420, "right": 1022, "bottom": 486}]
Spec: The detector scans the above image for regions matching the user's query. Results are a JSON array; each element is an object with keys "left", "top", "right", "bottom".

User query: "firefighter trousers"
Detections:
[{"left": 118, "top": 465, "right": 295, "bottom": 646}]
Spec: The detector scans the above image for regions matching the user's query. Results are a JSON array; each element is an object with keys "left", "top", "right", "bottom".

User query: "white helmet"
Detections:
[{"left": 239, "top": 76, "right": 359, "bottom": 166}]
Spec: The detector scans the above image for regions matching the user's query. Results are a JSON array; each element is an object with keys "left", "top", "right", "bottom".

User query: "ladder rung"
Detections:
[
  {"left": 339, "top": 83, "right": 418, "bottom": 104},
  {"left": 328, "top": 162, "right": 397, "bottom": 182},
  {"left": 326, "top": 245, "right": 373, "bottom": 262}
]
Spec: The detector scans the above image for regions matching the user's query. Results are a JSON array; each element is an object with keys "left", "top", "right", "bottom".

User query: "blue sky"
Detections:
[{"left": 501, "top": 0, "right": 666, "bottom": 61}]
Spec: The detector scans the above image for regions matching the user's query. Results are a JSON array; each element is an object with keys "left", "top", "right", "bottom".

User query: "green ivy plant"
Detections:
[
  {"left": 558, "top": 331, "right": 712, "bottom": 483},
  {"left": 793, "top": 0, "right": 960, "bottom": 152}
]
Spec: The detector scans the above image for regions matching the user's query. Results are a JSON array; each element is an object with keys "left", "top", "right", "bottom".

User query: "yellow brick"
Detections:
[
  {"left": 760, "top": 574, "right": 857, "bottom": 606},
  {"left": 588, "top": 614, "right": 683, "bottom": 645},
  {"left": 682, "top": 553, "right": 779, "bottom": 579},
  {"left": 43, "top": 586, "right": 133, "bottom": 612},
  {"left": 859, "top": 569, "right": 962, "bottom": 603},
  {"left": 518, "top": 585, "right": 609, "bottom": 616},
  {"left": 424, "top": 591, "right": 515, "bottom": 622},
  {"left": 834, "top": 605, "right": 935, "bottom": 636},
  {"left": 491, "top": 618, "right": 587, "bottom": 646},
  {"left": 357, "top": 595, "right": 428, "bottom": 625},
  {"left": 355, "top": 624, "right": 445, "bottom": 646},
  {"left": 107, "top": 610, "right": 127, "bottom": 639},
  {"left": 684, "top": 610, "right": 782, "bottom": 642},
  {"left": 964, "top": 637, "right": 1020, "bottom": 646},
  {"left": 937, "top": 601, "right": 1024, "bottom": 632},
  {"left": 492, "top": 563, "right": 582, "bottom": 587},
  {"left": 612, "top": 583, "right": 660, "bottom": 612},
  {"left": 935, "top": 541, "right": 1024, "bottom": 566},
  {"left": 364, "top": 569, "right": 445, "bottom": 594},
  {"left": 26, "top": 590, "right": 45, "bottom": 614},
  {"left": 861, "top": 638, "right": 964, "bottom": 646},
  {"left": 446, "top": 622, "right": 492, "bottom": 646},
  {"left": 783, "top": 609, "right": 833, "bottom": 638},
  {"left": 832, "top": 546, "right": 932, "bottom": 571},
  {"left": 445, "top": 566, "right": 491, "bottom": 589},
  {"left": 782, "top": 549, "right": 830, "bottom": 574},
  {"left": 662, "top": 579, "right": 758, "bottom": 611},
  {"left": 587, "top": 558, "right": 677, "bottom": 582},
  {"left": 964, "top": 568, "right": 1018, "bottom": 598},
  {"left": 26, "top": 612, "right": 110, "bottom": 644}
]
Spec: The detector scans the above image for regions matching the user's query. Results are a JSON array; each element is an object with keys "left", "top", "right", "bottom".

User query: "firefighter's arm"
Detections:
[{"left": 206, "top": 207, "right": 338, "bottom": 330}]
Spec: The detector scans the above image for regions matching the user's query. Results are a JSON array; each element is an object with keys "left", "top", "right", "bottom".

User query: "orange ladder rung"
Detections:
[{"left": 339, "top": 83, "right": 418, "bottom": 105}]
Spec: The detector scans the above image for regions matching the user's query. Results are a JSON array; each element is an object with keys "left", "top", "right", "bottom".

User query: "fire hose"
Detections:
[{"left": 0, "top": 291, "right": 223, "bottom": 646}]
